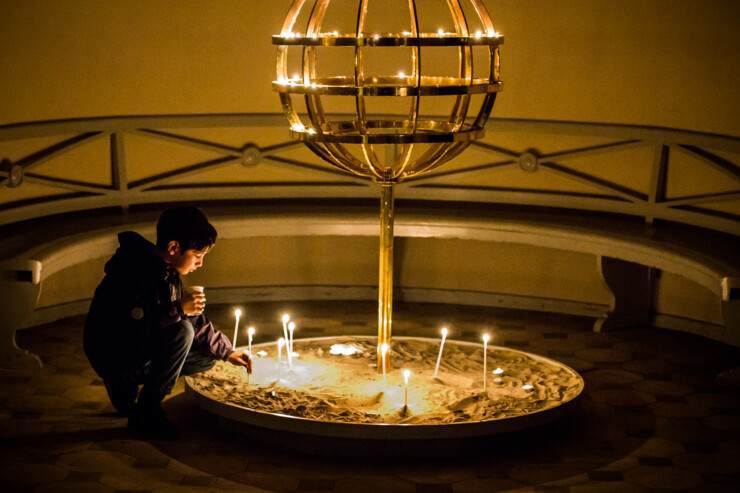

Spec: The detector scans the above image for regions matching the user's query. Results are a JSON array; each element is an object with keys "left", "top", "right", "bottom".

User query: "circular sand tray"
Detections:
[{"left": 185, "top": 336, "right": 584, "bottom": 456}]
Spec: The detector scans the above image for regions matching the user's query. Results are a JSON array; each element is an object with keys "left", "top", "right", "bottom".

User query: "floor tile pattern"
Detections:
[{"left": 1, "top": 301, "right": 739, "bottom": 492}]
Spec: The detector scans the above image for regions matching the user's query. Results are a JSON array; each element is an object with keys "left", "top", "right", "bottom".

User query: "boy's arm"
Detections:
[{"left": 190, "top": 315, "right": 234, "bottom": 360}]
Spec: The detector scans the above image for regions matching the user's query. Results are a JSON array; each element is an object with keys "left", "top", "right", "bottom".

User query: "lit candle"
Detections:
[
  {"left": 381, "top": 342, "right": 389, "bottom": 386},
  {"left": 287, "top": 321, "right": 296, "bottom": 369},
  {"left": 247, "top": 327, "right": 255, "bottom": 357},
  {"left": 482, "top": 333, "right": 490, "bottom": 392},
  {"left": 403, "top": 369, "right": 411, "bottom": 408},
  {"left": 433, "top": 327, "right": 448, "bottom": 378},
  {"left": 247, "top": 327, "right": 254, "bottom": 384},
  {"left": 282, "top": 314, "right": 290, "bottom": 347},
  {"left": 233, "top": 309, "right": 242, "bottom": 348},
  {"left": 277, "top": 337, "right": 285, "bottom": 382}
]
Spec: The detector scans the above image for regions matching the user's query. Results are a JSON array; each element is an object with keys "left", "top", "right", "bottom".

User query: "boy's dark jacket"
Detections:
[{"left": 84, "top": 231, "right": 233, "bottom": 376}]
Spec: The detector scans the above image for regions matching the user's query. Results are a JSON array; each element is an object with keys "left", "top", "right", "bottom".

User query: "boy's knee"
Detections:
[{"left": 169, "top": 320, "right": 195, "bottom": 348}]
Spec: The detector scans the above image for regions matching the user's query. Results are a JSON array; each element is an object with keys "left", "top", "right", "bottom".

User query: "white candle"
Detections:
[
  {"left": 482, "top": 333, "right": 490, "bottom": 392},
  {"left": 242, "top": 349, "right": 250, "bottom": 384},
  {"left": 233, "top": 309, "right": 242, "bottom": 348},
  {"left": 288, "top": 321, "right": 295, "bottom": 369},
  {"left": 433, "top": 327, "right": 448, "bottom": 378},
  {"left": 277, "top": 337, "right": 285, "bottom": 382},
  {"left": 247, "top": 327, "right": 255, "bottom": 357},
  {"left": 403, "top": 369, "right": 411, "bottom": 408},
  {"left": 381, "top": 342, "right": 389, "bottom": 387},
  {"left": 281, "top": 314, "right": 290, "bottom": 349}
]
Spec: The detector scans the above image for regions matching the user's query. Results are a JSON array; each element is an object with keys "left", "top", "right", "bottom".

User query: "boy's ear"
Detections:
[{"left": 166, "top": 240, "right": 181, "bottom": 256}]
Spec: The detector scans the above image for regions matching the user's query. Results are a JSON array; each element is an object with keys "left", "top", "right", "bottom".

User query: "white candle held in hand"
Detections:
[
  {"left": 482, "top": 333, "right": 490, "bottom": 392},
  {"left": 247, "top": 327, "right": 255, "bottom": 385},
  {"left": 403, "top": 369, "right": 411, "bottom": 408},
  {"left": 433, "top": 327, "right": 448, "bottom": 378},
  {"left": 233, "top": 309, "right": 242, "bottom": 348},
  {"left": 247, "top": 327, "right": 255, "bottom": 357}
]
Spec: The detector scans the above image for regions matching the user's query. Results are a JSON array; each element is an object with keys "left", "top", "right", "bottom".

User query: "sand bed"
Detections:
[{"left": 187, "top": 336, "right": 584, "bottom": 425}]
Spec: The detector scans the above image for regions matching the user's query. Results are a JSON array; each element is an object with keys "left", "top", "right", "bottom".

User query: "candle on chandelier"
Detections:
[
  {"left": 233, "top": 309, "right": 242, "bottom": 348},
  {"left": 433, "top": 327, "right": 448, "bottom": 378},
  {"left": 482, "top": 333, "right": 490, "bottom": 392}
]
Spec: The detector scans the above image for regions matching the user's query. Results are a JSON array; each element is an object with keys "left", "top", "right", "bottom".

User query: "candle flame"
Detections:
[
  {"left": 278, "top": 338, "right": 285, "bottom": 347},
  {"left": 483, "top": 333, "right": 490, "bottom": 343},
  {"left": 234, "top": 309, "right": 242, "bottom": 317},
  {"left": 403, "top": 369, "right": 411, "bottom": 383},
  {"left": 282, "top": 314, "right": 290, "bottom": 323},
  {"left": 288, "top": 321, "right": 296, "bottom": 331},
  {"left": 441, "top": 327, "right": 448, "bottom": 337},
  {"left": 248, "top": 327, "right": 255, "bottom": 336}
]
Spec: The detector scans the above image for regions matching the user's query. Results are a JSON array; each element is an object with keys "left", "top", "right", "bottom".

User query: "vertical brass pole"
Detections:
[{"left": 377, "top": 182, "right": 394, "bottom": 373}]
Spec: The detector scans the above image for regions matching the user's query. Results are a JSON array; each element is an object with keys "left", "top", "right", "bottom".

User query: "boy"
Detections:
[{"left": 84, "top": 206, "right": 251, "bottom": 439}]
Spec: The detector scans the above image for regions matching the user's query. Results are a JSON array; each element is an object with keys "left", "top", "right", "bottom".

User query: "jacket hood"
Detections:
[{"left": 104, "top": 231, "right": 162, "bottom": 276}]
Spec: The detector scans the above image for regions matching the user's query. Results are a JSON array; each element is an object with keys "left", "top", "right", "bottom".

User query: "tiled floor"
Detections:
[{"left": 1, "top": 300, "right": 739, "bottom": 492}]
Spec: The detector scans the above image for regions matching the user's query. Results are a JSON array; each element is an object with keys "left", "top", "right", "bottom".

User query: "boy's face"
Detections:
[{"left": 166, "top": 241, "right": 210, "bottom": 275}]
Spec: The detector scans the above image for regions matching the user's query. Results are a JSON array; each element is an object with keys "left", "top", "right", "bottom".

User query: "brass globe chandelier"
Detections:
[{"left": 273, "top": 0, "right": 503, "bottom": 372}]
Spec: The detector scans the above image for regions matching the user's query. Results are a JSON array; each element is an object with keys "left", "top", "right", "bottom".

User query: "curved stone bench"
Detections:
[{"left": 1, "top": 206, "right": 738, "bottom": 370}]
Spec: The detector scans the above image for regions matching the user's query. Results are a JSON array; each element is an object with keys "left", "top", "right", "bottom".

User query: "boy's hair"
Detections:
[{"left": 156, "top": 206, "right": 217, "bottom": 251}]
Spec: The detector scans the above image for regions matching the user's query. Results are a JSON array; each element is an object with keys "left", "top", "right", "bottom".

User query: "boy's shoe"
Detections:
[{"left": 127, "top": 404, "right": 179, "bottom": 440}]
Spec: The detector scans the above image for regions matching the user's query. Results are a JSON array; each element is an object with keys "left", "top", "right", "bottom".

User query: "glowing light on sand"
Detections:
[
  {"left": 330, "top": 344, "right": 361, "bottom": 356},
  {"left": 493, "top": 367, "right": 503, "bottom": 375},
  {"left": 433, "top": 327, "right": 448, "bottom": 378},
  {"left": 522, "top": 385, "right": 533, "bottom": 390}
]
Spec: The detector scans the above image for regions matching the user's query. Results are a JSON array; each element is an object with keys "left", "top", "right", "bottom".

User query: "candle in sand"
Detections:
[
  {"left": 277, "top": 337, "right": 285, "bottom": 382},
  {"left": 433, "top": 327, "right": 448, "bottom": 378},
  {"left": 482, "top": 333, "right": 490, "bottom": 392},
  {"left": 287, "top": 321, "right": 295, "bottom": 368},
  {"left": 233, "top": 309, "right": 242, "bottom": 347},
  {"left": 403, "top": 369, "right": 411, "bottom": 408}
]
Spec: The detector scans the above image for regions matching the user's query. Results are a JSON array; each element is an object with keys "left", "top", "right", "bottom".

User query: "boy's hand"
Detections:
[
  {"left": 227, "top": 351, "right": 252, "bottom": 373},
  {"left": 180, "top": 292, "right": 206, "bottom": 316}
]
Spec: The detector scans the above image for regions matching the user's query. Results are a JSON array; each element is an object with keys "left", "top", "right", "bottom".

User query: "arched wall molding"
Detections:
[{"left": 0, "top": 114, "right": 738, "bottom": 236}]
